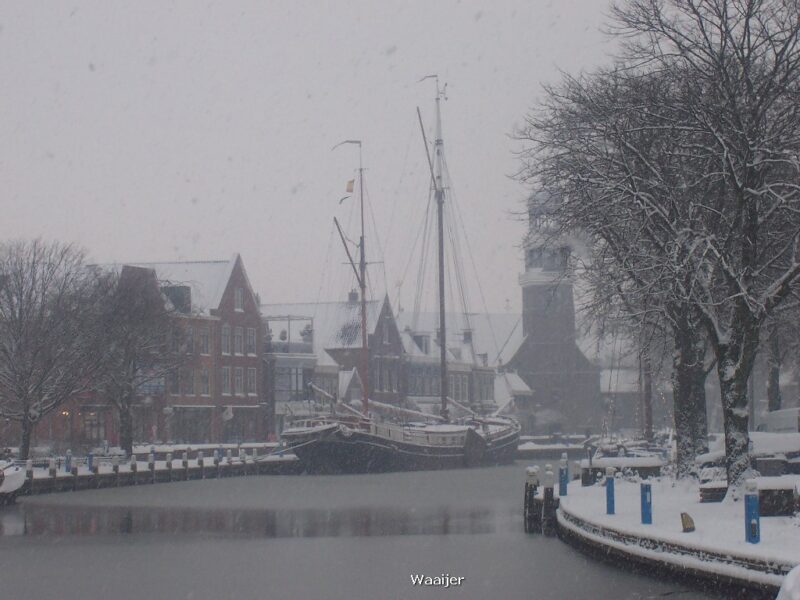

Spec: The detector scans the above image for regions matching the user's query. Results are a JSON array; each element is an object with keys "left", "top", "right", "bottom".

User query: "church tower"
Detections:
[{"left": 506, "top": 192, "right": 600, "bottom": 433}]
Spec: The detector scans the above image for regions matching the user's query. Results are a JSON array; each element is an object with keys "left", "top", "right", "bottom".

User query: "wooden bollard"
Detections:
[
  {"left": 182, "top": 452, "right": 189, "bottom": 480},
  {"left": 542, "top": 469, "right": 557, "bottom": 537},
  {"left": 112, "top": 455, "right": 120, "bottom": 486},
  {"left": 213, "top": 449, "right": 220, "bottom": 478},
  {"left": 148, "top": 452, "right": 156, "bottom": 484},
  {"left": 524, "top": 466, "right": 541, "bottom": 533},
  {"left": 166, "top": 452, "right": 173, "bottom": 482},
  {"left": 130, "top": 455, "right": 138, "bottom": 484},
  {"left": 71, "top": 465, "right": 79, "bottom": 491},
  {"left": 49, "top": 457, "right": 57, "bottom": 480},
  {"left": 25, "top": 459, "right": 33, "bottom": 495},
  {"left": 198, "top": 451, "right": 205, "bottom": 479}
]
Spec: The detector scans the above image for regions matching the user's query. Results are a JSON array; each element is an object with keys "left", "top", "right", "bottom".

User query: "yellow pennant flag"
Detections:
[{"left": 346, "top": 179, "right": 354, "bottom": 193}]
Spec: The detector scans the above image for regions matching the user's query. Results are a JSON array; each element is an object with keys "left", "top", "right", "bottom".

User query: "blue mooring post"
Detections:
[
  {"left": 641, "top": 481, "right": 652, "bottom": 524},
  {"left": 605, "top": 467, "right": 616, "bottom": 515},
  {"left": 87, "top": 452, "right": 94, "bottom": 472},
  {"left": 559, "top": 454, "right": 568, "bottom": 496},
  {"left": 64, "top": 450, "right": 72, "bottom": 473},
  {"left": 745, "top": 479, "right": 760, "bottom": 544}
]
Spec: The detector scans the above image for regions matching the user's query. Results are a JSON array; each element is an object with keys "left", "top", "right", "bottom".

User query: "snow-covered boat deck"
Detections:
[{"left": 556, "top": 477, "right": 799, "bottom": 594}]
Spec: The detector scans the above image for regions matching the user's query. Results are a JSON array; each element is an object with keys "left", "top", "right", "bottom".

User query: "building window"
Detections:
[
  {"left": 185, "top": 326, "right": 194, "bottom": 354},
  {"left": 247, "top": 367, "right": 257, "bottom": 396},
  {"left": 82, "top": 411, "right": 105, "bottom": 443},
  {"left": 234, "top": 288, "right": 244, "bottom": 311},
  {"left": 183, "top": 368, "right": 195, "bottom": 396},
  {"left": 234, "top": 367, "right": 244, "bottom": 396},
  {"left": 221, "top": 325, "right": 231, "bottom": 355},
  {"left": 246, "top": 328, "right": 256, "bottom": 355},
  {"left": 222, "top": 367, "right": 231, "bottom": 395},
  {"left": 200, "top": 367, "right": 210, "bottom": 396},
  {"left": 290, "top": 368, "right": 303, "bottom": 398},
  {"left": 199, "top": 327, "right": 210, "bottom": 355},
  {"left": 234, "top": 327, "right": 244, "bottom": 355},
  {"left": 170, "top": 370, "right": 180, "bottom": 395}
]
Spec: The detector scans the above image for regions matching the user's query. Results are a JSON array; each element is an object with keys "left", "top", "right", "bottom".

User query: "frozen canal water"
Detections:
[{"left": 0, "top": 463, "right": 720, "bottom": 600}]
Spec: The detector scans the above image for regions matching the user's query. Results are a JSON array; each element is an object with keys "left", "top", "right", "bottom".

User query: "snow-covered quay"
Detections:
[{"left": 555, "top": 476, "right": 799, "bottom": 596}]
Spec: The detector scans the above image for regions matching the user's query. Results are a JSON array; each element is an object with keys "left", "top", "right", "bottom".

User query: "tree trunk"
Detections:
[
  {"left": 672, "top": 349, "right": 694, "bottom": 477},
  {"left": 716, "top": 326, "right": 759, "bottom": 488},
  {"left": 766, "top": 322, "right": 782, "bottom": 412},
  {"left": 119, "top": 403, "right": 134, "bottom": 458},
  {"left": 640, "top": 349, "right": 653, "bottom": 442},
  {"left": 671, "top": 321, "right": 709, "bottom": 476},
  {"left": 689, "top": 364, "right": 709, "bottom": 456},
  {"left": 19, "top": 418, "right": 34, "bottom": 461}
]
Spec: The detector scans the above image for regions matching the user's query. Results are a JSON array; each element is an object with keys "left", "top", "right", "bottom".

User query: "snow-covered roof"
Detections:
[
  {"left": 120, "top": 256, "right": 240, "bottom": 317},
  {"left": 261, "top": 299, "right": 383, "bottom": 367},
  {"left": 338, "top": 368, "right": 362, "bottom": 399},
  {"left": 395, "top": 311, "right": 522, "bottom": 367},
  {"left": 495, "top": 371, "right": 533, "bottom": 398}
]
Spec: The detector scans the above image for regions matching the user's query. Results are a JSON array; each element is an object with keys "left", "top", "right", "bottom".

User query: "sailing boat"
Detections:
[{"left": 281, "top": 82, "right": 520, "bottom": 474}]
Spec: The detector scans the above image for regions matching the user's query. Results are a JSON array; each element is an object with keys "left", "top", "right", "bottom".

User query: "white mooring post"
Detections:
[{"left": 524, "top": 466, "right": 541, "bottom": 533}]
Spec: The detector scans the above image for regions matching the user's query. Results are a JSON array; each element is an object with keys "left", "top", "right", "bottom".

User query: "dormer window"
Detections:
[{"left": 234, "top": 288, "right": 244, "bottom": 311}]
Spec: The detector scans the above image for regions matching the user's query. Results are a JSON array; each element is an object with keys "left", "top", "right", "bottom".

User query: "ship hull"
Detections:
[{"left": 285, "top": 424, "right": 519, "bottom": 475}]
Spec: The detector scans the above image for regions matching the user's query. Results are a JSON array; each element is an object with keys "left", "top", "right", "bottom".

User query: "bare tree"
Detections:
[
  {"left": 0, "top": 240, "right": 111, "bottom": 460},
  {"left": 611, "top": 0, "right": 800, "bottom": 487},
  {"left": 517, "top": 67, "right": 713, "bottom": 476},
  {"left": 96, "top": 265, "right": 185, "bottom": 457},
  {"left": 519, "top": 0, "right": 800, "bottom": 488}
]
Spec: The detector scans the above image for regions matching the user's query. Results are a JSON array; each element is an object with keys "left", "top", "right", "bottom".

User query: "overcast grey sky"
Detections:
[{"left": 0, "top": 1, "right": 612, "bottom": 313}]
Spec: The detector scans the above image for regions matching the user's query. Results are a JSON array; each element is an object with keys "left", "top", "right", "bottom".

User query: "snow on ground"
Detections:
[
  {"left": 698, "top": 432, "right": 800, "bottom": 464},
  {"left": 558, "top": 478, "right": 799, "bottom": 585},
  {"left": 518, "top": 442, "right": 585, "bottom": 451},
  {"left": 778, "top": 564, "right": 800, "bottom": 600}
]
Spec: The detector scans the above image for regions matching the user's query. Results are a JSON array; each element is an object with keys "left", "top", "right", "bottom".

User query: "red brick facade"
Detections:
[{"left": 0, "top": 255, "right": 268, "bottom": 454}]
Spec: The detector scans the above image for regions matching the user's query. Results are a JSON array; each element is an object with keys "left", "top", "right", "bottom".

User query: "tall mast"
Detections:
[
  {"left": 358, "top": 147, "right": 370, "bottom": 416},
  {"left": 433, "top": 80, "right": 449, "bottom": 422},
  {"left": 332, "top": 140, "right": 370, "bottom": 416},
  {"left": 417, "top": 76, "right": 450, "bottom": 422}
]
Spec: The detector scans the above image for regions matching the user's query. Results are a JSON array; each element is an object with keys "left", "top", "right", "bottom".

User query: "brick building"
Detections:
[{"left": 4, "top": 254, "right": 267, "bottom": 453}]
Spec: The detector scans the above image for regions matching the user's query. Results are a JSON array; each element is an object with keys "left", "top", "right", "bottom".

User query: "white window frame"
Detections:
[
  {"left": 199, "top": 327, "right": 210, "bottom": 355},
  {"left": 234, "top": 326, "right": 244, "bottom": 355},
  {"left": 200, "top": 366, "right": 210, "bottom": 396},
  {"left": 222, "top": 366, "right": 231, "bottom": 395},
  {"left": 234, "top": 367, "right": 244, "bottom": 396},
  {"left": 234, "top": 288, "right": 244, "bottom": 312},
  {"left": 246, "top": 327, "right": 256, "bottom": 355},
  {"left": 221, "top": 324, "right": 231, "bottom": 355},
  {"left": 247, "top": 367, "right": 257, "bottom": 396}
]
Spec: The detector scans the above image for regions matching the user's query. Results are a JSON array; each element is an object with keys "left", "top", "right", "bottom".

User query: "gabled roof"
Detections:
[
  {"left": 261, "top": 298, "right": 384, "bottom": 367},
  {"left": 121, "top": 255, "right": 240, "bottom": 317},
  {"left": 338, "top": 368, "right": 363, "bottom": 399}
]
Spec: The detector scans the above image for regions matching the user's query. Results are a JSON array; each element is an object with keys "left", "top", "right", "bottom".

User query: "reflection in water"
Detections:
[{"left": 1, "top": 504, "right": 511, "bottom": 540}]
